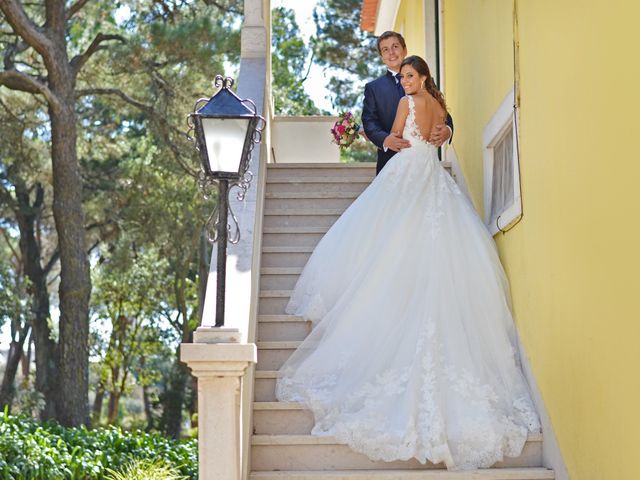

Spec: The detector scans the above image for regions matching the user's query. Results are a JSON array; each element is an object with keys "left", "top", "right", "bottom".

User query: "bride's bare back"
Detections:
[{"left": 391, "top": 92, "right": 446, "bottom": 144}]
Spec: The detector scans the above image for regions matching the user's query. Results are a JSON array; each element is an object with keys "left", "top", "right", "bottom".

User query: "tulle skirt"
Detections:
[{"left": 275, "top": 143, "right": 540, "bottom": 470}]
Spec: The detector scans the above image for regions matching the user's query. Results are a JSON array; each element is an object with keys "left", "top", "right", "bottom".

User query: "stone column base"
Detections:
[{"left": 181, "top": 337, "right": 257, "bottom": 480}]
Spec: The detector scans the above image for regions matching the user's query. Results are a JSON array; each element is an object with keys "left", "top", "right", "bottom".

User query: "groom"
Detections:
[{"left": 363, "top": 31, "right": 454, "bottom": 174}]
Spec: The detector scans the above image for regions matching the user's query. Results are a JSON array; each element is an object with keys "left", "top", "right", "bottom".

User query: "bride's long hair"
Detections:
[{"left": 401, "top": 55, "right": 448, "bottom": 115}]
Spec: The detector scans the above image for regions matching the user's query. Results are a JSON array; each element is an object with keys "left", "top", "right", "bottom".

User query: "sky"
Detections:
[{"left": 272, "top": 0, "right": 335, "bottom": 113}]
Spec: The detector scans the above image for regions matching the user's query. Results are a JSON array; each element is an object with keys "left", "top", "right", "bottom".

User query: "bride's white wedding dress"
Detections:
[{"left": 275, "top": 95, "right": 540, "bottom": 470}]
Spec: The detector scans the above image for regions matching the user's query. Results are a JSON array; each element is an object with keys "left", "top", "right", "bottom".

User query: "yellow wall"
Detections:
[
  {"left": 443, "top": 1, "right": 640, "bottom": 479},
  {"left": 394, "top": 0, "right": 426, "bottom": 60}
]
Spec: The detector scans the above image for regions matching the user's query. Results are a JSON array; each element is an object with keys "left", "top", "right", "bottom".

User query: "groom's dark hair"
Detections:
[{"left": 376, "top": 31, "right": 407, "bottom": 54}]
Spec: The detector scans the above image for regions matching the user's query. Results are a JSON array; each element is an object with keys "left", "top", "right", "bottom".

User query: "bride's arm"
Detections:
[{"left": 390, "top": 97, "right": 409, "bottom": 138}]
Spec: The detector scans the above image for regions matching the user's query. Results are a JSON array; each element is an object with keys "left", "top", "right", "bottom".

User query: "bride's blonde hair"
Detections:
[{"left": 400, "top": 55, "right": 448, "bottom": 116}]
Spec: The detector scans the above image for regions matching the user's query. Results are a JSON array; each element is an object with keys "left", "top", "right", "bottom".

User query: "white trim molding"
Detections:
[
  {"left": 483, "top": 86, "right": 522, "bottom": 235},
  {"left": 423, "top": 0, "right": 437, "bottom": 84},
  {"left": 437, "top": 0, "right": 445, "bottom": 91},
  {"left": 374, "top": 0, "right": 401, "bottom": 35}
]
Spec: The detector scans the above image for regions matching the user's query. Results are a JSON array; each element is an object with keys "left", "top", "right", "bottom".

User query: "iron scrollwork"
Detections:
[{"left": 187, "top": 75, "right": 265, "bottom": 245}]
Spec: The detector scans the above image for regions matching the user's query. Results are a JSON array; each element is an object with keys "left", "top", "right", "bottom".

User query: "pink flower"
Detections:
[{"left": 337, "top": 125, "right": 346, "bottom": 135}]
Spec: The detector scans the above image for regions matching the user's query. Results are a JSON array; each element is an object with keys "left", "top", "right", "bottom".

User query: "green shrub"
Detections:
[
  {"left": 105, "top": 458, "right": 188, "bottom": 480},
  {"left": 0, "top": 411, "right": 197, "bottom": 479}
]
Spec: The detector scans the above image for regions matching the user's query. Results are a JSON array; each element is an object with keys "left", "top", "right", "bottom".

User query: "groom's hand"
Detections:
[
  {"left": 384, "top": 132, "right": 411, "bottom": 152},
  {"left": 429, "top": 124, "right": 452, "bottom": 147}
]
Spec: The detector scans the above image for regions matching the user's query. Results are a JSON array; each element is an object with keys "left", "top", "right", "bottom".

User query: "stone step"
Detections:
[
  {"left": 266, "top": 178, "right": 371, "bottom": 195},
  {"left": 258, "top": 290, "right": 293, "bottom": 316},
  {"left": 265, "top": 192, "right": 361, "bottom": 199},
  {"left": 260, "top": 267, "right": 303, "bottom": 291},
  {"left": 256, "top": 340, "right": 300, "bottom": 370},
  {"left": 257, "top": 313, "right": 311, "bottom": 342},
  {"left": 251, "top": 434, "right": 544, "bottom": 471},
  {"left": 265, "top": 195, "right": 359, "bottom": 211},
  {"left": 256, "top": 401, "right": 548, "bottom": 441},
  {"left": 258, "top": 314, "right": 307, "bottom": 322},
  {"left": 266, "top": 163, "right": 375, "bottom": 181},
  {"left": 254, "top": 370, "right": 280, "bottom": 401},
  {"left": 267, "top": 163, "right": 376, "bottom": 168},
  {"left": 260, "top": 290, "right": 295, "bottom": 298},
  {"left": 258, "top": 298, "right": 292, "bottom": 315},
  {"left": 261, "top": 247, "right": 313, "bottom": 268},
  {"left": 253, "top": 402, "right": 314, "bottom": 435},
  {"left": 264, "top": 209, "right": 346, "bottom": 216},
  {"left": 267, "top": 177, "right": 373, "bottom": 183},
  {"left": 262, "top": 227, "right": 327, "bottom": 248},
  {"left": 249, "top": 468, "right": 555, "bottom": 480},
  {"left": 263, "top": 209, "right": 342, "bottom": 229}
]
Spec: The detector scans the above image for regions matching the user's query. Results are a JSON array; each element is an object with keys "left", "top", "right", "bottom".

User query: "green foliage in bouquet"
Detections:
[{"left": 0, "top": 412, "right": 197, "bottom": 479}]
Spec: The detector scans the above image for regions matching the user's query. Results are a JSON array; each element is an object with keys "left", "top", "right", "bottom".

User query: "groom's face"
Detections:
[{"left": 379, "top": 36, "right": 407, "bottom": 72}]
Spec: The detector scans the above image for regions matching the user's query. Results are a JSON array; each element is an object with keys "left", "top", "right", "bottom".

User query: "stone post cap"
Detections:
[{"left": 180, "top": 342, "right": 257, "bottom": 377}]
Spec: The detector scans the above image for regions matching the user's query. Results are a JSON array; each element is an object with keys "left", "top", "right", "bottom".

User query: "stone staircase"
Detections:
[{"left": 250, "top": 163, "right": 554, "bottom": 480}]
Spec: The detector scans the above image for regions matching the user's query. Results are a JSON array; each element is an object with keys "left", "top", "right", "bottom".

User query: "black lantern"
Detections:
[{"left": 188, "top": 75, "right": 265, "bottom": 327}]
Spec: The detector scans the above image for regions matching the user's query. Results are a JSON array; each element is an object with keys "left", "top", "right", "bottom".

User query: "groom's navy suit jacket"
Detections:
[{"left": 362, "top": 71, "right": 454, "bottom": 174}]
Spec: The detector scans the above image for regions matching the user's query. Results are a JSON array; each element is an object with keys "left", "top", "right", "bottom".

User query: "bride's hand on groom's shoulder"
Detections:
[{"left": 384, "top": 132, "right": 411, "bottom": 152}]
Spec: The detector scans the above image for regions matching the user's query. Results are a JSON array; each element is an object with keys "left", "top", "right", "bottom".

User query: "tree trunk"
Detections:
[
  {"left": 160, "top": 353, "right": 188, "bottom": 439},
  {"left": 92, "top": 381, "right": 105, "bottom": 425},
  {"left": 106, "top": 391, "right": 120, "bottom": 424},
  {"left": 161, "top": 324, "right": 197, "bottom": 437},
  {"left": 0, "top": 325, "right": 30, "bottom": 410},
  {"left": 21, "top": 335, "right": 32, "bottom": 379},
  {"left": 197, "top": 228, "right": 209, "bottom": 323},
  {"left": 142, "top": 384, "right": 154, "bottom": 432},
  {"left": 189, "top": 229, "right": 207, "bottom": 429},
  {"left": 48, "top": 84, "right": 91, "bottom": 427},
  {"left": 31, "top": 306, "right": 58, "bottom": 420},
  {"left": 189, "top": 376, "right": 198, "bottom": 430},
  {"left": 14, "top": 181, "right": 58, "bottom": 420}
]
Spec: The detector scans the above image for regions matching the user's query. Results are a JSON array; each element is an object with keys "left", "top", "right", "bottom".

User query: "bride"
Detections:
[{"left": 275, "top": 55, "right": 540, "bottom": 471}]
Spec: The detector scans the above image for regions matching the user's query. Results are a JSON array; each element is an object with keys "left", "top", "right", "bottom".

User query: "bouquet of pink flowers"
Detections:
[{"left": 330, "top": 111, "right": 360, "bottom": 149}]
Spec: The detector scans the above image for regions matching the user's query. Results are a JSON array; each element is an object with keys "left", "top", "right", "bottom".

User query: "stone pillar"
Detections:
[
  {"left": 241, "top": 0, "right": 267, "bottom": 59},
  {"left": 181, "top": 329, "right": 257, "bottom": 480}
]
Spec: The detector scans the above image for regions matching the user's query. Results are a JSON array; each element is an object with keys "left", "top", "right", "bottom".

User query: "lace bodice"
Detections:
[{"left": 403, "top": 95, "right": 432, "bottom": 147}]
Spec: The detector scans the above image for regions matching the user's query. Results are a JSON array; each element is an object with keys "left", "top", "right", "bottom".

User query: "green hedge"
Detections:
[{"left": 0, "top": 412, "right": 197, "bottom": 479}]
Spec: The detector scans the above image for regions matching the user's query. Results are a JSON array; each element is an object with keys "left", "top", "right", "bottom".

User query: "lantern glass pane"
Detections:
[{"left": 202, "top": 117, "right": 249, "bottom": 174}]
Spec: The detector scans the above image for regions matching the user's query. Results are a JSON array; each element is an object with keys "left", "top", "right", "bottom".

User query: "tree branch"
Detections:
[
  {"left": 66, "top": 0, "right": 91, "bottom": 20},
  {"left": 43, "top": 249, "right": 60, "bottom": 276},
  {"left": 3, "top": 39, "right": 29, "bottom": 71},
  {"left": 160, "top": 307, "right": 182, "bottom": 333},
  {"left": 0, "top": 0, "right": 53, "bottom": 60},
  {"left": 0, "top": 228, "right": 22, "bottom": 262},
  {"left": 76, "top": 88, "right": 198, "bottom": 177},
  {"left": 47, "top": 271, "right": 60, "bottom": 287},
  {"left": 86, "top": 239, "right": 100, "bottom": 256},
  {"left": 76, "top": 87, "right": 152, "bottom": 112},
  {"left": 300, "top": 50, "right": 315, "bottom": 83},
  {"left": 0, "top": 69, "right": 62, "bottom": 112},
  {"left": 203, "top": 0, "right": 243, "bottom": 16},
  {"left": 0, "top": 182, "right": 18, "bottom": 211},
  {"left": 70, "top": 33, "right": 125, "bottom": 77}
]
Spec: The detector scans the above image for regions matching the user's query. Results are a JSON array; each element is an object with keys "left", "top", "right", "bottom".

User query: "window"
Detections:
[{"left": 483, "top": 87, "right": 521, "bottom": 235}]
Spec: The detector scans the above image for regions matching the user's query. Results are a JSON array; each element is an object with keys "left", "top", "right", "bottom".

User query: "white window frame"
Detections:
[{"left": 483, "top": 87, "right": 521, "bottom": 235}]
